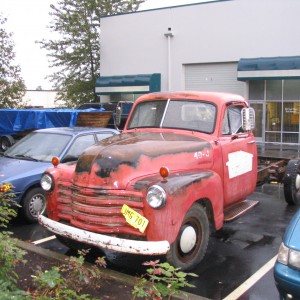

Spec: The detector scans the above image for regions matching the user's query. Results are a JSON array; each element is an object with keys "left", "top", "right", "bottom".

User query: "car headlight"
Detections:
[
  {"left": 146, "top": 185, "right": 167, "bottom": 209},
  {"left": 40, "top": 173, "right": 54, "bottom": 191},
  {"left": 289, "top": 249, "right": 300, "bottom": 269},
  {"left": 277, "top": 243, "right": 289, "bottom": 265},
  {"left": 277, "top": 242, "right": 300, "bottom": 269}
]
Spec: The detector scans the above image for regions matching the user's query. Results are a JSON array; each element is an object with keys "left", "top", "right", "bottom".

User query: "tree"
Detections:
[
  {"left": 0, "top": 14, "right": 26, "bottom": 108},
  {"left": 39, "top": 0, "right": 144, "bottom": 107}
]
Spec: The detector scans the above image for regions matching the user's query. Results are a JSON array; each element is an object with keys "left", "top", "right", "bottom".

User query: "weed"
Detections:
[
  {"left": 32, "top": 249, "right": 106, "bottom": 299},
  {"left": 132, "top": 260, "right": 198, "bottom": 300}
]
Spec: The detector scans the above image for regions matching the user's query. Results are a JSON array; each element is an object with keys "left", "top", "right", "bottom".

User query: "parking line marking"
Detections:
[
  {"left": 32, "top": 235, "right": 56, "bottom": 245},
  {"left": 223, "top": 255, "right": 278, "bottom": 300}
]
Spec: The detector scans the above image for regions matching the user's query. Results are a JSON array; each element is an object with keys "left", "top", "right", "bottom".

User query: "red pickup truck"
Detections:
[{"left": 39, "top": 91, "right": 259, "bottom": 270}]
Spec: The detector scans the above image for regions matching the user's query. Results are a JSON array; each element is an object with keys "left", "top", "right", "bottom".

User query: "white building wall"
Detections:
[{"left": 100, "top": 0, "right": 300, "bottom": 91}]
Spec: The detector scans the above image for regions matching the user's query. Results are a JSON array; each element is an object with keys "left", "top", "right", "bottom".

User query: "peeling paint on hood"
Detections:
[{"left": 74, "top": 131, "right": 213, "bottom": 189}]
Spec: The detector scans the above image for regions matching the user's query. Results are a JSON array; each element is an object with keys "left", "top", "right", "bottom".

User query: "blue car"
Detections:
[
  {"left": 0, "top": 127, "right": 119, "bottom": 223},
  {"left": 274, "top": 208, "right": 300, "bottom": 299}
]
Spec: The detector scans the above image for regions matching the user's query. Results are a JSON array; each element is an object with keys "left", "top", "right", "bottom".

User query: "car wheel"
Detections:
[
  {"left": 283, "top": 159, "right": 300, "bottom": 205},
  {"left": 166, "top": 203, "right": 209, "bottom": 271},
  {"left": 0, "top": 136, "right": 14, "bottom": 152},
  {"left": 22, "top": 187, "right": 47, "bottom": 223}
]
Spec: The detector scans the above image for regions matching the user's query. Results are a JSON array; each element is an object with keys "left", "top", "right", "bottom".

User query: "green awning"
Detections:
[
  {"left": 237, "top": 56, "right": 300, "bottom": 81},
  {"left": 95, "top": 73, "right": 161, "bottom": 95}
]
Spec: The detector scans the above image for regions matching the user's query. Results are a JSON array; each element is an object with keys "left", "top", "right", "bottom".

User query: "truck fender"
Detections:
[{"left": 142, "top": 170, "right": 224, "bottom": 244}]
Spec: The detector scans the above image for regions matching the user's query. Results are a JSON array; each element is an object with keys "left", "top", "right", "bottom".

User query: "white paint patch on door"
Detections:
[{"left": 226, "top": 151, "right": 253, "bottom": 179}]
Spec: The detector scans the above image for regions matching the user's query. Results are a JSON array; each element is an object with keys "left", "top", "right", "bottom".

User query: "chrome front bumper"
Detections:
[{"left": 38, "top": 215, "right": 170, "bottom": 255}]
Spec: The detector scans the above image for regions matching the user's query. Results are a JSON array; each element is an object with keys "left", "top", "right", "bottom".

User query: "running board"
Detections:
[{"left": 224, "top": 199, "right": 259, "bottom": 222}]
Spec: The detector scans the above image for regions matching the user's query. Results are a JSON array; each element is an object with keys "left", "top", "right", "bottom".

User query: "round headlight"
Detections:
[
  {"left": 41, "top": 173, "right": 54, "bottom": 191},
  {"left": 146, "top": 185, "right": 167, "bottom": 209}
]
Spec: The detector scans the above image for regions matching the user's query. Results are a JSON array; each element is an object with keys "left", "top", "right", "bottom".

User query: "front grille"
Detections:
[{"left": 56, "top": 183, "right": 145, "bottom": 237}]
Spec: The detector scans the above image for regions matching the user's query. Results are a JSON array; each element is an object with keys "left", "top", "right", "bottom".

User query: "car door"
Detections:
[{"left": 62, "top": 134, "right": 97, "bottom": 162}]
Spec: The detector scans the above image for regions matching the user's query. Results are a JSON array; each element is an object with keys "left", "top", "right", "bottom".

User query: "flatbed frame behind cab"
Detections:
[{"left": 257, "top": 143, "right": 300, "bottom": 184}]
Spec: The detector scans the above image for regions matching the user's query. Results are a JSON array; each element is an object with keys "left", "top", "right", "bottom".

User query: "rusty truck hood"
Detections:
[{"left": 74, "top": 131, "right": 213, "bottom": 189}]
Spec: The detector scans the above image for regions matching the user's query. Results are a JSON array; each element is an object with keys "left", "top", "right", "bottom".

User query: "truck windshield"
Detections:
[{"left": 127, "top": 99, "right": 216, "bottom": 133}]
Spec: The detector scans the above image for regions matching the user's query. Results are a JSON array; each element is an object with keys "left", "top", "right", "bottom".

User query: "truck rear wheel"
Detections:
[
  {"left": 283, "top": 159, "right": 300, "bottom": 205},
  {"left": 166, "top": 203, "right": 209, "bottom": 271}
]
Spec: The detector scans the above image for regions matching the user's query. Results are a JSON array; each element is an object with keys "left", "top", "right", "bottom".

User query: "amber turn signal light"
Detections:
[
  {"left": 160, "top": 166, "right": 169, "bottom": 178},
  {"left": 51, "top": 156, "right": 60, "bottom": 167}
]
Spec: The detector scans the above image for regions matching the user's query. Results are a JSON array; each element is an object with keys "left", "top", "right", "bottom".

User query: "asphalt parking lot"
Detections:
[{"left": 9, "top": 183, "right": 298, "bottom": 300}]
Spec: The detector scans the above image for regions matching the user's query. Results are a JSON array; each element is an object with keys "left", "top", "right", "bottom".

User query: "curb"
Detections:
[{"left": 16, "top": 239, "right": 209, "bottom": 300}]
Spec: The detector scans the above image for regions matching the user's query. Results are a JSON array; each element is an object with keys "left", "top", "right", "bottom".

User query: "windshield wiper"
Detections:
[
  {"left": 1, "top": 153, "right": 14, "bottom": 158},
  {"left": 13, "top": 154, "right": 39, "bottom": 162}
]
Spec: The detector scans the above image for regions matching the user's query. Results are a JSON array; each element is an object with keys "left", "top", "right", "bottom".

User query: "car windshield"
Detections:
[
  {"left": 127, "top": 99, "right": 216, "bottom": 133},
  {"left": 4, "top": 132, "right": 72, "bottom": 162}
]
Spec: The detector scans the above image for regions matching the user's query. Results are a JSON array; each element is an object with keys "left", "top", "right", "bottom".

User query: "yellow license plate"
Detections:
[{"left": 121, "top": 204, "right": 149, "bottom": 233}]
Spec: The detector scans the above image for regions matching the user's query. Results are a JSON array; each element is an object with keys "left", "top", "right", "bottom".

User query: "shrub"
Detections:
[
  {"left": 32, "top": 249, "right": 106, "bottom": 300},
  {"left": 0, "top": 183, "right": 28, "bottom": 294},
  {"left": 0, "top": 183, "right": 19, "bottom": 227},
  {"left": 132, "top": 260, "right": 198, "bottom": 300}
]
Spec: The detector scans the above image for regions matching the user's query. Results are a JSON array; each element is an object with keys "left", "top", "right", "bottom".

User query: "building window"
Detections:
[
  {"left": 249, "top": 81, "right": 264, "bottom": 100},
  {"left": 266, "top": 80, "right": 282, "bottom": 100},
  {"left": 249, "top": 79, "right": 300, "bottom": 144},
  {"left": 283, "top": 80, "right": 300, "bottom": 100},
  {"left": 266, "top": 102, "right": 281, "bottom": 132}
]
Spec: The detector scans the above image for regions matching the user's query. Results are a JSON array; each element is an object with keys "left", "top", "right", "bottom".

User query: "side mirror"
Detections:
[{"left": 241, "top": 107, "right": 255, "bottom": 131}]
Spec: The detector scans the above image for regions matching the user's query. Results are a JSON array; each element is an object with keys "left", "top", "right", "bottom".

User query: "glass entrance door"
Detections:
[
  {"left": 265, "top": 102, "right": 281, "bottom": 143},
  {"left": 282, "top": 102, "right": 300, "bottom": 143}
]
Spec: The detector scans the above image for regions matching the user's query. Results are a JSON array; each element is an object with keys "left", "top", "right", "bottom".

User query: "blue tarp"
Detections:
[{"left": 0, "top": 108, "right": 103, "bottom": 136}]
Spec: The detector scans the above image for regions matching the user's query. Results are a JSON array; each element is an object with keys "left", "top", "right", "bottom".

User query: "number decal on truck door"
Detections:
[{"left": 194, "top": 150, "right": 210, "bottom": 159}]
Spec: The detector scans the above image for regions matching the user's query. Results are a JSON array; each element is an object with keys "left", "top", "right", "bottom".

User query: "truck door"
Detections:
[{"left": 219, "top": 104, "right": 257, "bottom": 206}]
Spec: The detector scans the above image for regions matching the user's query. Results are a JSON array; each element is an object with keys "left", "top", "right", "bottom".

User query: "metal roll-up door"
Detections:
[{"left": 184, "top": 62, "right": 246, "bottom": 96}]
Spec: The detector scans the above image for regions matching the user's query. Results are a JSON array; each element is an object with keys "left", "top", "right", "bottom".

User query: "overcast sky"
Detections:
[{"left": 0, "top": 0, "right": 209, "bottom": 90}]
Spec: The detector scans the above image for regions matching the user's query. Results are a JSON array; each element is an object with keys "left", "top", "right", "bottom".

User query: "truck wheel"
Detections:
[
  {"left": 166, "top": 204, "right": 209, "bottom": 271},
  {"left": 0, "top": 135, "right": 14, "bottom": 152},
  {"left": 283, "top": 159, "right": 300, "bottom": 205},
  {"left": 22, "top": 187, "right": 47, "bottom": 223}
]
